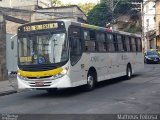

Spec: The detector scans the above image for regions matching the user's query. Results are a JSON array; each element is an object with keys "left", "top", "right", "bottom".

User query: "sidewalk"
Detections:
[{"left": 0, "top": 76, "right": 17, "bottom": 96}]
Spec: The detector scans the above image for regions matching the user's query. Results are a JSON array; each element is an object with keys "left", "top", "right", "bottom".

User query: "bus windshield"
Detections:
[{"left": 18, "top": 32, "right": 68, "bottom": 65}]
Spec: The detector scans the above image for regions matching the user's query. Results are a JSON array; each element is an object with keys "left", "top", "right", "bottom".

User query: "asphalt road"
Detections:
[{"left": 0, "top": 64, "right": 160, "bottom": 115}]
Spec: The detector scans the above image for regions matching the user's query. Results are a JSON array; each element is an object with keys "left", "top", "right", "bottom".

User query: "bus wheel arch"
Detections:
[
  {"left": 126, "top": 63, "right": 132, "bottom": 80},
  {"left": 84, "top": 67, "right": 97, "bottom": 91}
]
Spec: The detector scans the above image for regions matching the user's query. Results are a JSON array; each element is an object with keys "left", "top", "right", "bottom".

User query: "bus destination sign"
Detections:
[{"left": 23, "top": 23, "right": 58, "bottom": 32}]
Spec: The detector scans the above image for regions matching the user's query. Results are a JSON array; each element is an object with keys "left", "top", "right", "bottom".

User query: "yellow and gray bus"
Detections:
[{"left": 17, "top": 20, "right": 144, "bottom": 92}]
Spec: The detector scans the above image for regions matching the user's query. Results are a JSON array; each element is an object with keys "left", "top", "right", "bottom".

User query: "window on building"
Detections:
[
  {"left": 146, "top": 19, "right": 149, "bottom": 31},
  {"left": 146, "top": 5, "right": 149, "bottom": 13}
]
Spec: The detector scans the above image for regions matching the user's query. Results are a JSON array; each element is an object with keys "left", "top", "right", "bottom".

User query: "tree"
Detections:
[
  {"left": 50, "top": 0, "right": 63, "bottom": 6},
  {"left": 88, "top": 0, "right": 141, "bottom": 33},
  {"left": 87, "top": 3, "right": 112, "bottom": 27},
  {"left": 78, "top": 3, "right": 96, "bottom": 15}
]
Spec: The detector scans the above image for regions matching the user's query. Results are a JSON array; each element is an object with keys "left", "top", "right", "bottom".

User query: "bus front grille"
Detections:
[{"left": 29, "top": 81, "right": 52, "bottom": 87}]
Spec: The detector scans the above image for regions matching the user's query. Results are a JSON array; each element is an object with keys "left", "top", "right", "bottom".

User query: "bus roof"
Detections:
[{"left": 18, "top": 19, "right": 141, "bottom": 38}]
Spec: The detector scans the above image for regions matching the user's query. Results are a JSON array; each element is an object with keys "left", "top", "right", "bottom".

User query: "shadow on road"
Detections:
[{"left": 27, "top": 74, "right": 141, "bottom": 99}]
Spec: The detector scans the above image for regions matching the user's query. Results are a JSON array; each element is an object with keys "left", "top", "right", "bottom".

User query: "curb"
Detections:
[{"left": 0, "top": 90, "right": 17, "bottom": 96}]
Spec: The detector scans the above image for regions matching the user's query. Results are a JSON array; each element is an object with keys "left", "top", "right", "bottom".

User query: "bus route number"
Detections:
[{"left": 23, "top": 23, "right": 58, "bottom": 32}]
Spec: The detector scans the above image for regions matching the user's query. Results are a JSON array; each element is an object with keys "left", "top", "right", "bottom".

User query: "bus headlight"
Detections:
[
  {"left": 52, "top": 67, "right": 68, "bottom": 80},
  {"left": 61, "top": 68, "right": 68, "bottom": 75},
  {"left": 17, "top": 73, "right": 27, "bottom": 80}
]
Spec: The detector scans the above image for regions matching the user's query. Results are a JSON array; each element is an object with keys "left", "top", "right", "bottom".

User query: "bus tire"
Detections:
[
  {"left": 126, "top": 65, "right": 132, "bottom": 80},
  {"left": 84, "top": 72, "right": 96, "bottom": 91}
]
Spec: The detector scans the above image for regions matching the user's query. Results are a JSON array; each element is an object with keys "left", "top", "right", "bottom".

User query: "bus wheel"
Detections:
[
  {"left": 84, "top": 72, "right": 96, "bottom": 91},
  {"left": 46, "top": 88, "right": 57, "bottom": 94},
  {"left": 126, "top": 65, "right": 132, "bottom": 80}
]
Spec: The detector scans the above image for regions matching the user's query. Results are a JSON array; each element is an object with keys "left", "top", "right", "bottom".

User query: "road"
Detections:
[{"left": 0, "top": 64, "right": 160, "bottom": 114}]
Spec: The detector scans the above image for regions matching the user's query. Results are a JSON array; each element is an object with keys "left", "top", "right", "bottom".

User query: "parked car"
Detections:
[
  {"left": 150, "top": 49, "right": 160, "bottom": 56},
  {"left": 144, "top": 50, "right": 160, "bottom": 64}
]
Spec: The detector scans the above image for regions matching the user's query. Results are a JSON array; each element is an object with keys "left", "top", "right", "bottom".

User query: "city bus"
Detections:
[{"left": 17, "top": 20, "right": 144, "bottom": 92}]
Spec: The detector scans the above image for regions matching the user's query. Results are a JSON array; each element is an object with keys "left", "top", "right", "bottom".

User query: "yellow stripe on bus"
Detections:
[{"left": 18, "top": 68, "right": 63, "bottom": 77}]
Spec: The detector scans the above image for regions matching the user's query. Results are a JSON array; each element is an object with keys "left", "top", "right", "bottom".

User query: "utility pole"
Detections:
[
  {"left": 108, "top": 0, "right": 113, "bottom": 11},
  {"left": 107, "top": 0, "right": 121, "bottom": 30}
]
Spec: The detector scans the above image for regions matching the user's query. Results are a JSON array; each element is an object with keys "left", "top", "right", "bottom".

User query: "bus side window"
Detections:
[
  {"left": 129, "top": 37, "right": 133, "bottom": 52},
  {"left": 69, "top": 26, "right": 82, "bottom": 65},
  {"left": 135, "top": 38, "right": 138, "bottom": 52},
  {"left": 96, "top": 32, "right": 106, "bottom": 52},
  {"left": 137, "top": 38, "right": 142, "bottom": 52},
  {"left": 122, "top": 36, "right": 127, "bottom": 52},
  {"left": 107, "top": 34, "right": 115, "bottom": 52},
  {"left": 113, "top": 34, "right": 118, "bottom": 51},
  {"left": 84, "top": 30, "right": 96, "bottom": 52},
  {"left": 125, "top": 37, "right": 130, "bottom": 52},
  {"left": 117, "top": 35, "right": 123, "bottom": 52},
  {"left": 70, "top": 37, "right": 81, "bottom": 55},
  {"left": 131, "top": 37, "right": 136, "bottom": 52}
]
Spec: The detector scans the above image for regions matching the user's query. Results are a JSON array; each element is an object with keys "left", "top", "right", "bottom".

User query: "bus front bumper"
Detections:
[{"left": 17, "top": 75, "right": 72, "bottom": 89}]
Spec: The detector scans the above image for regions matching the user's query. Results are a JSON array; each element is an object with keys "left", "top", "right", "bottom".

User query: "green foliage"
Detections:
[
  {"left": 78, "top": 3, "right": 96, "bottom": 15},
  {"left": 126, "top": 24, "right": 142, "bottom": 33},
  {"left": 50, "top": 0, "right": 63, "bottom": 6},
  {"left": 87, "top": 3, "right": 112, "bottom": 27},
  {"left": 62, "top": 3, "right": 96, "bottom": 16},
  {"left": 87, "top": 0, "right": 141, "bottom": 33}
]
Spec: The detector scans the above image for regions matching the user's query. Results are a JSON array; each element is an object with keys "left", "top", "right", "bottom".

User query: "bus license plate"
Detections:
[{"left": 35, "top": 81, "right": 44, "bottom": 86}]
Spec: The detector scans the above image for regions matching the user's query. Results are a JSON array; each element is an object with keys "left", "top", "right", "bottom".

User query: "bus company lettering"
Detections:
[
  {"left": 91, "top": 56, "right": 99, "bottom": 62},
  {"left": 121, "top": 54, "right": 129, "bottom": 60}
]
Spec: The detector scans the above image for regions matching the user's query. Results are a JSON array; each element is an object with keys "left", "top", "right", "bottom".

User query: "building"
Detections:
[
  {"left": 1, "top": 5, "right": 87, "bottom": 34},
  {"left": 0, "top": 0, "right": 52, "bottom": 9},
  {"left": 0, "top": 4, "right": 87, "bottom": 73},
  {"left": 0, "top": 12, "right": 7, "bottom": 80},
  {"left": 143, "top": 0, "right": 156, "bottom": 50},
  {"left": 155, "top": 0, "right": 160, "bottom": 49},
  {"left": 32, "top": 5, "right": 87, "bottom": 23},
  {"left": 0, "top": 0, "right": 51, "bottom": 34}
]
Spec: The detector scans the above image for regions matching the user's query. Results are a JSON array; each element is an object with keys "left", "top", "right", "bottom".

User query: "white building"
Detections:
[{"left": 143, "top": 0, "right": 156, "bottom": 50}]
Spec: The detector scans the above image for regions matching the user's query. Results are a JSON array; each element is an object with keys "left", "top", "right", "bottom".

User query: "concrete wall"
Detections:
[
  {"left": 32, "top": 6, "right": 87, "bottom": 22},
  {"left": 6, "top": 34, "right": 17, "bottom": 73},
  {"left": 0, "top": 12, "right": 7, "bottom": 80},
  {"left": 5, "top": 11, "right": 31, "bottom": 34}
]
